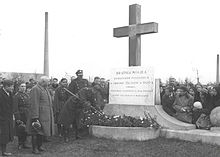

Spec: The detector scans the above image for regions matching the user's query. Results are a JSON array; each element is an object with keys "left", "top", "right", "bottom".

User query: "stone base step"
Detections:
[{"left": 161, "top": 128, "right": 220, "bottom": 145}]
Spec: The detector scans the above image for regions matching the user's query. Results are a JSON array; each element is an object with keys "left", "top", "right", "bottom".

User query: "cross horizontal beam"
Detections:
[{"left": 113, "top": 22, "right": 158, "bottom": 38}]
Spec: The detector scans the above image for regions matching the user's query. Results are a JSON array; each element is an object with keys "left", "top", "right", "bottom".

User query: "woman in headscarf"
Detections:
[{"left": 172, "top": 86, "right": 194, "bottom": 123}]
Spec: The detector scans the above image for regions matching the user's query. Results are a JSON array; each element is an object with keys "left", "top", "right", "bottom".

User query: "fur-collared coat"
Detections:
[{"left": 0, "top": 88, "right": 14, "bottom": 144}]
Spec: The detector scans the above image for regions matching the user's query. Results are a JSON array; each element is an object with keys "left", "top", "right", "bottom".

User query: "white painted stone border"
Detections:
[{"left": 89, "top": 125, "right": 161, "bottom": 141}]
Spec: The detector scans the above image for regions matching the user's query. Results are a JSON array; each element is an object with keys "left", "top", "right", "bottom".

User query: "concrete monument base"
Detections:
[
  {"left": 89, "top": 125, "right": 220, "bottom": 146},
  {"left": 161, "top": 128, "right": 220, "bottom": 146},
  {"left": 89, "top": 125, "right": 160, "bottom": 141}
]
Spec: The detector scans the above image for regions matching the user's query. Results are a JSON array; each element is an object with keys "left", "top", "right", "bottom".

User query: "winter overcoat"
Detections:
[
  {"left": 0, "top": 88, "right": 14, "bottom": 144},
  {"left": 27, "top": 84, "right": 55, "bottom": 136}
]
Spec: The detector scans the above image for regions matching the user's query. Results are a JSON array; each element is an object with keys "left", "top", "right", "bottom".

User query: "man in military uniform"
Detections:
[
  {"left": 13, "top": 82, "right": 31, "bottom": 150},
  {"left": 68, "top": 70, "right": 89, "bottom": 94},
  {"left": 67, "top": 70, "right": 89, "bottom": 140}
]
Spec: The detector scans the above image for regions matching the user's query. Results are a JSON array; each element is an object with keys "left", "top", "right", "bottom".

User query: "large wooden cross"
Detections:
[{"left": 113, "top": 4, "right": 158, "bottom": 66}]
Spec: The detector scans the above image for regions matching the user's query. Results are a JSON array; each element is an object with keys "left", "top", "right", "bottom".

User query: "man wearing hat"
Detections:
[
  {"left": 0, "top": 79, "right": 14, "bottom": 156},
  {"left": 68, "top": 70, "right": 89, "bottom": 94}
]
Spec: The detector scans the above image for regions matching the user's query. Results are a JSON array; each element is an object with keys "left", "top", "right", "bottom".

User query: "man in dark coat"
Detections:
[
  {"left": 68, "top": 70, "right": 89, "bottom": 94},
  {"left": 206, "top": 86, "right": 220, "bottom": 114},
  {"left": 58, "top": 87, "right": 96, "bottom": 142},
  {"left": 0, "top": 79, "right": 14, "bottom": 156},
  {"left": 53, "top": 78, "right": 70, "bottom": 136},
  {"left": 161, "top": 86, "right": 176, "bottom": 116},
  {"left": 92, "top": 77, "right": 108, "bottom": 110},
  {"left": 48, "top": 77, "right": 59, "bottom": 102}
]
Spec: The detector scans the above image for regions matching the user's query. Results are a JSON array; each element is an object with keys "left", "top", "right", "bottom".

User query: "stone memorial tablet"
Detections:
[{"left": 109, "top": 67, "right": 155, "bottom": 105}]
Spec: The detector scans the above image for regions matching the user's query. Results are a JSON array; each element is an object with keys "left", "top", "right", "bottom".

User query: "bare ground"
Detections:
[{"left": 6, "top": 130, "right": 220, "bottom": 157}]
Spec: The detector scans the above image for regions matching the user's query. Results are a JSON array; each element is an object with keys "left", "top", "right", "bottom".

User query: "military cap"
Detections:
[{"left": 76, "top": 70, "right": 83, "bottom": 76}]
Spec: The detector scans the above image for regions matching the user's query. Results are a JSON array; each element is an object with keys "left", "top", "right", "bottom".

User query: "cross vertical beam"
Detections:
[{"left": 129, "top": 4, "right": 141, "bottom": 66}]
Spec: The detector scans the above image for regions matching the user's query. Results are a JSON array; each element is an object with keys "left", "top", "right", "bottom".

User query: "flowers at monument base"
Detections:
[{"left": 81, "top": 108, "right": 160, "bottom": 129}]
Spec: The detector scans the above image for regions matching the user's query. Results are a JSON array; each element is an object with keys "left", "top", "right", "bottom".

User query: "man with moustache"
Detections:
[{"left": 27, "top": 76, "right": 55, "bottom": 154}]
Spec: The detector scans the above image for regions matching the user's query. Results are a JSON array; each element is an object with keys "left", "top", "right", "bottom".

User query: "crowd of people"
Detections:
[
  {"left": 0, "top": 69, "right": 109, "bottom": 156},
  {"left": 161, "top": 77, "right": 220, "bottom": 129},
  {"left": 1, "top": 70, "right": 220, "bottom": 156}
]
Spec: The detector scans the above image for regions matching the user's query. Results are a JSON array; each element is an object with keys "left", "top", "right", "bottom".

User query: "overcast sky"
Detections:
[{"left": 0, "top": 0, "right": 220, "bottom": 83}]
